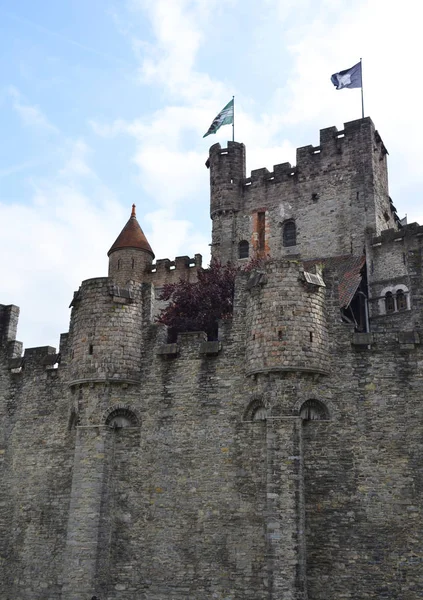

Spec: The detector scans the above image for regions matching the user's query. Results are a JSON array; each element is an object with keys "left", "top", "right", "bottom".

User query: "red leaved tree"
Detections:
[{"left": 156, "top": 260, "right": 239, "bottom": 341}]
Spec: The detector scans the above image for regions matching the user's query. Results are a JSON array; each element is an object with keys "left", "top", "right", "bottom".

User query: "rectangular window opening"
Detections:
[{"left": 257, "top": 212, "right": 265, "bottom": 251}]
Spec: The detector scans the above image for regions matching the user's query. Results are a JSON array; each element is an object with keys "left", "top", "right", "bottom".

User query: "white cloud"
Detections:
[
  {"left": 145, "top": 208, "right": 209, "bottom": 261},
  {"left": 0, "top": 159, "right": 42, "bottom": 179},
  {"left": 255, "top": 0, "right": 422, "bottom": 224},
  {"left": 128, "top": 0, "right": 226, "bottom": 101},
  {"left": 0, "top": 140, "right": 125, "bottom": 349},
  {"left": 8, "top": 85, "right": 59, "bottom": 133},
  {"left": 59, "top": 139, "right": 95, "bottom": 179}
]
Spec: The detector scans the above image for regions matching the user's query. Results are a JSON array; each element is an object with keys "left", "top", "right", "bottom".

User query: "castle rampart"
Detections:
[{"left": 1, "top": 117, "right": 423, "bottom": 600}]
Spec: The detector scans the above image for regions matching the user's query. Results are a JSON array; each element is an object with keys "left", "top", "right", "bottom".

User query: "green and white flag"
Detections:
[{"left": 203, "top": 99, "right": 234, "bottom": 138}]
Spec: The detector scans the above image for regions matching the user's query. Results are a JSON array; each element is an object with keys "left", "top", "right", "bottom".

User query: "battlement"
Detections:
[
  {"left": 371, "top": 222, "right": 423, "bottom": 246},
  {"left": 7, "top": 346, "right": 60, "bottom": 374},
  {"left": 150, "top": 254, "right": 202, "bottom": 286},
  {"left": 0, "top": 303, "right": 19, "bottom": 344},
  {"left": 241, "top": 117, "right": 386, "bottom": 185},
  {"left": 151, "top": 254, "right": 202, "bottom": 274},
  {"left": 209, "top": 119, "right": 391, "bottom": 220}
]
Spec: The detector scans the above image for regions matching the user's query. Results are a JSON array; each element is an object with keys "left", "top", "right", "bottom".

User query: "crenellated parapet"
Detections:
[{"left": 150, "top": 254, "right": 202, "bottom": 287}]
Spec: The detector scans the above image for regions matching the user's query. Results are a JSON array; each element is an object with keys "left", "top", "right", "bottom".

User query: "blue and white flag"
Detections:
[{"left": 331, "top": 62, "right": 362, "bottom": 90}]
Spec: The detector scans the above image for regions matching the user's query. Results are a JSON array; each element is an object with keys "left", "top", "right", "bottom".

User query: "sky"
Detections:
[{"left": 0, "top": 0, "right": 422, "bottom": 349}]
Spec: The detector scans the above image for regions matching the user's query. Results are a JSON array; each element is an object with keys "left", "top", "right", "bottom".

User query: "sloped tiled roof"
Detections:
[
  {"left": 303, "top": 255, "right": 365, "bottom": 308},
  {"left": 108, "top": 204, "right": 154, "bottom": 258}
]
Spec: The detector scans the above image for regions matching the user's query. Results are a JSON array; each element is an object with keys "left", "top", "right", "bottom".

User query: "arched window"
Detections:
[
  {"left": 244, "top": 398, "right": 267, "bottom": 422},
  {"left": 131, "top": 257, "right": 135, "bottom": 269},
  {"left": 117, "top": 259, "right": 121, "bottom": 270},
  {"left": 283, "top": 220, "right": 296, "bottom": 247},
  {"left": 238, "top": 240, "right": 249, "bottom": 259},
  {"left": 105, "top": 408, "right": 138, "bottom": 429},
  {"left": 252, "top": 406, "right": 267, "bottom": 421},
  {"left": 385, "top": 291, "right": 395, "bottom": 313},
  {"left": 396, "top": 289, "right": 407, "bottom": 311},
  {"left": 300, "top": 399, "right": 329, "bottom": 421}
]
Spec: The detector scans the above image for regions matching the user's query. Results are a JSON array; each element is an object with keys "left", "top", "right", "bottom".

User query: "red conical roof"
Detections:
[{"left": 107, "top": 205, "right": 154, "bottom": 257}]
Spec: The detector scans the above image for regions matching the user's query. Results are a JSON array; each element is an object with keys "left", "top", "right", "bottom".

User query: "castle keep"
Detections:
[{"left": 1, "top": 117, "right": 422, "bottom": 599}]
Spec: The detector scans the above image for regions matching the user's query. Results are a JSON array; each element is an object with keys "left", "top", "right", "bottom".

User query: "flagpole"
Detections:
[
  {"left": 232, "top": 95, "right": 235, "bottom": 142},
  {"left": 360, "top": 58, "right": 364, "bottom": 119}
]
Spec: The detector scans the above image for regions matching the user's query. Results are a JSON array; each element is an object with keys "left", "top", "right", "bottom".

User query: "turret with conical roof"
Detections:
[{"left": 108, "top": 204, "right": 154, "bottom": 285}]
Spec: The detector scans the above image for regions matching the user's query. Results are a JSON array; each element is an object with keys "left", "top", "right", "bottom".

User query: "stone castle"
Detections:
[{"left": 1, "top": 117, "right": 422, "bottom": 599}]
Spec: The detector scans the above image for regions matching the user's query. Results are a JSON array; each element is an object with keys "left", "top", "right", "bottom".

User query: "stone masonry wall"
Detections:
[
  {"left": 1, "top": 116, "right": 423, "bottom": 600},
  {"left": 1, "top": 254, "right": 423, "bottom": 599},
  {"left": 245, "top": 261, "right": 329, "bottom": 376},
  {"left": 67, "top": 277, "right": 145, "bottom": 384},
  {"left": 0, "top": 347, "right": 74, "bottom": 599}
]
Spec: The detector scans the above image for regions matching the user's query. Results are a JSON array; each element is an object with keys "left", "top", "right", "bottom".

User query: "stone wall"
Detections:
[
  {"left": 0, "top": 347, "right": 73, "bottom": 599},
  {"left": 1, "top": 117, "right": 422, "bottom": 599}
]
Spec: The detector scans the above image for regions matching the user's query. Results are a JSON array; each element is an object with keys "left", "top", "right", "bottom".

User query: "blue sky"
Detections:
[{"left": 1, "top": 0, "right": 422, "bottom": 348}]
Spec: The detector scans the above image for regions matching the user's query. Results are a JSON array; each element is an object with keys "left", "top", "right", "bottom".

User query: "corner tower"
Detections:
[
  {"left": 108, "top": 204, "right": 154, "bottom": 285},
  {"left": 207, "top": 141, "right": 246, "bottom": 262}
]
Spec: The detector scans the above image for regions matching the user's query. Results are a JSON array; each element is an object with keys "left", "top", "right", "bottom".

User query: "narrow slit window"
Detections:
[
  {"left": 257, "top": 212, "right": 265, "bottom": 251},
  {"left": 238, "top": 240, "right": 249, "bottom": 259},
  {"left": 283, "top": 220, "right": 296, "bottom": 247},
  {"left": 396, "top": 289, "right": 407, "bottom": 311},
  {"left": 385, "top": 292, "right": 395, "bottom": 313}
]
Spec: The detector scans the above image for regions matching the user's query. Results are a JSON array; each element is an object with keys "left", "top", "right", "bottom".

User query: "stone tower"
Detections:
[
  {"left": 208, "top": 117, "right": 398, "bottom": 264},
  {"left": 61, "top": 208, "right": 154, "bottom": 600}
]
